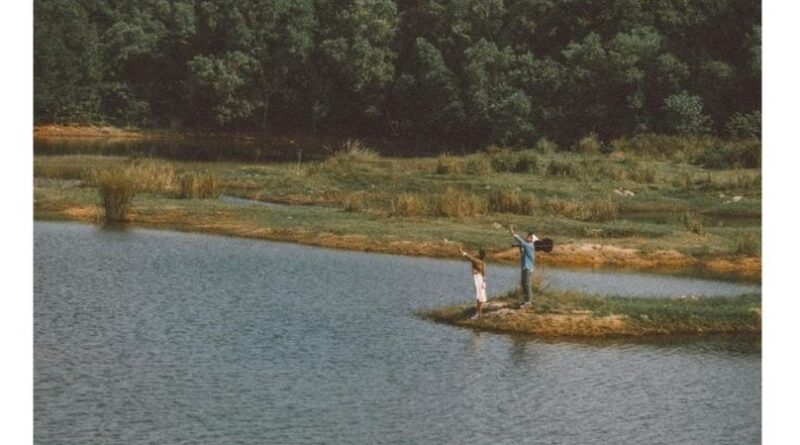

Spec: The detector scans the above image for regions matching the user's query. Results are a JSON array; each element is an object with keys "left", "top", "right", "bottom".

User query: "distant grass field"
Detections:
[{"left": 33, "top": 137, "right": 761, "bottom": 278}]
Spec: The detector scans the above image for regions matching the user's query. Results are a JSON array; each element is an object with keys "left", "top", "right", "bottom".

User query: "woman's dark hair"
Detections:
[{"left": 478, "top": 249, "right": 486, "bottom": 259}]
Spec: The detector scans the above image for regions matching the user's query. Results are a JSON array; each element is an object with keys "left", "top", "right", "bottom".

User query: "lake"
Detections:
[{"left": 34, "top": 221, "right": 760, "bottom": 444}]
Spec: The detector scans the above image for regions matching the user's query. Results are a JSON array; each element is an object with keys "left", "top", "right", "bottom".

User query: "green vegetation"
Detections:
[
  {"left": 35, "top": 0, "right": 760, "bottom": 148},
  {"left": 421, "top": 289, "right": 761, "bottom": 337},
  {"left": 34, "top": 140, "right": 761, "bottom": 279}
]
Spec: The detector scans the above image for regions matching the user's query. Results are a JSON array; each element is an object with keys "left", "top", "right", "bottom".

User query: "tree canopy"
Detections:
[{"left": 34, "top": 0, "right": 761, "bottom": 147}]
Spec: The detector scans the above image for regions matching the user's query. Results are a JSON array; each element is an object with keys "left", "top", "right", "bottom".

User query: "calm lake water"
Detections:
[{"left": 34, "top": 221, "right": 760, "bottom": 444}]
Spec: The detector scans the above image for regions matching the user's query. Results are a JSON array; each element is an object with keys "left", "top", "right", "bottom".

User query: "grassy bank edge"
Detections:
[
  {"left": 419, "top": 290, "right": 761, "bottom": 338},
  {"left": 33, "top": 198, "right": 760, "bottom": 283}
]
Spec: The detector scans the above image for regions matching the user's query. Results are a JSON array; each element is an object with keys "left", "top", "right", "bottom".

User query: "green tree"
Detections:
[
  {"left": 188, "top": 0, "right": 315, "bottom": 130},
  {"left": 662, "top": 92, "right": 711, "bottom": 135},
  {"left": 34, "top": 0, "right": 103, "bottom": 123}
]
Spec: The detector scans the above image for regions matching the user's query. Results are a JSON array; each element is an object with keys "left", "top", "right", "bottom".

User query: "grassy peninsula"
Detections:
[{"left": 421, "top": 289, "right": 761, "bottom": 337}]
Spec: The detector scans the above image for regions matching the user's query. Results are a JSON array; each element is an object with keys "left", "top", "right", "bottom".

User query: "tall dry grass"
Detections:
[
  {"left": 435, "top": 154, "right": 464, "bottom": 174},
  {"left": 434, "top": 188, "right": 487, "bottom": 217},
  {"left": 179, "top": 172, "right": 221, "bottom": 199},
  {"left": 544, "top": 197, "right": 618, "bottom": 221},
  {"left": 390, "top": 193, "right": 428, "bottom": 217},
  {"left": 488, "top": 189, "right": 536, "bottom": 215},
  {"left": 94, "top": 167, "right": 140, "bottom": 222}
]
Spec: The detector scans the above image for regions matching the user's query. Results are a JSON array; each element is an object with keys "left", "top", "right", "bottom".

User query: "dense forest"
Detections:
[{"left": 34, "top": 0, "right": 761, "bottom": 147}]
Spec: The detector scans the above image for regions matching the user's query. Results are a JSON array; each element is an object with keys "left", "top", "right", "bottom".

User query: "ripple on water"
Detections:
[{"left": 35, "top": 222, "right": 760, "bottom": 444}]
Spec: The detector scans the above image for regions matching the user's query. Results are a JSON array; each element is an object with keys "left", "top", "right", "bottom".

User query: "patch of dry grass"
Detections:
[{"left": 179, "top": 172, "right": 221, "bottom": 199}]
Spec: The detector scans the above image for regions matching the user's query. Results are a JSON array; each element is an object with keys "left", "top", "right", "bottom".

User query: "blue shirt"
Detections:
[{"left": 513, "top": 234, "right": 535, "bottom": 271}]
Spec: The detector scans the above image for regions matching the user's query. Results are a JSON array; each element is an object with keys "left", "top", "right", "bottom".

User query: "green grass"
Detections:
[
  {"left": 422, "top": 288, "right": 761, "bottom": 337},
  {"left": 33, "top": 140, "right": 761, "bottom": 267}
]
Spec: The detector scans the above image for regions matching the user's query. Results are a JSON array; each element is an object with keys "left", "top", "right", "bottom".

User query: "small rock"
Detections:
[{"left": 732, "top": 195, "right": 743, "bottom": 202}]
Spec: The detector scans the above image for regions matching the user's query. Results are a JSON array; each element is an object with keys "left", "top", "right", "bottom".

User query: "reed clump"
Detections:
[
  {"left": 95, "top": 167, "right": 140, "bottom": 222},
  {"left": 628, "top": 162, "right": 657, "bottom": 183},
  {"left": 544, "top": 197, "right": 618, "bottom": 221},
  {"left": 390, "top": 193, "right": 428, "bottom": 217},
  {"left": 488, "top": 189, "right": 536, "bottom": 215},
  {"left": 434, "top": 188, "right": 487, "bottom": 217},
  {"left": 179, "top": 172, "right": 221, "bottom": 199},
  {"left": 435, "top": 154, "right": 464, "bottom": 174}
]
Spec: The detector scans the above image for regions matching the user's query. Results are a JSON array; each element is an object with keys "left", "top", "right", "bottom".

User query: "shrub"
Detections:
[
  {"left": 576, "top": 133, "right": 602, "bottom": 154},
  {"left": 328, "top": 139, "right": 379, "bottom": 163},
  {"left": 547, "top": 159, "right": 576, "bottom": 177},
  {"left": 694, "top": 140, "right": 761, "bottom": 169},
  {"left": 607, "top": 164, "right": 627, "bottom": 181},
  {"left": 534, "top": 137, "right": 558, "bottom": 154},
  {"left": 628, "top": 162, "right": 657, "bottom": 183},
  {"left": 464, "top": 155, "right": 493, "bottom": 175},
  {"left": 513, "top": 152, "right": 540, "bottom": 173},
  {"left": 434, "top": 188, "right": 487, "bottom": 217},
  {"left": 726, "top": 111, "right": 761, "bottom": 139},
  {"left": 489, "top": 149, "right": 519, "bottom": 173},
  {"left": 436, "top": 154, "right": 464, "bottom": 174},
  {"left": 662, "top": 93, "right": 711, "bottom": 135},
  {"left": 391, "top": 193, "right": 428, "bottom": 217},
  {"left": 488, "top": 190, "right": 536, "bottom": 215},
  {"left": 179, "top": 172, "right": 221, "bottom": 199}
]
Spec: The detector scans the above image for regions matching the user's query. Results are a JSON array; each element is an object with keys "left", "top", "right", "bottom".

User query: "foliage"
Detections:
[
  {"left": 694, "top": 140, "right": 761, "bottom": 169},
  {"left": 35, "top": 0, "right": 761, "bottom": 145}
]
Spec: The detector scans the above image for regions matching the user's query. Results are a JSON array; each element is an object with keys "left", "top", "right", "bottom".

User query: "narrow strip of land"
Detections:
[{"left": 421, "top": 290, "right": 761, "bottom": 337}]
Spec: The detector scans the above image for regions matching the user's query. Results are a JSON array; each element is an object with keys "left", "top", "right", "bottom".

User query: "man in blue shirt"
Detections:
[{"left": 509, "top": 225, "right": 538, "bottom": 308}]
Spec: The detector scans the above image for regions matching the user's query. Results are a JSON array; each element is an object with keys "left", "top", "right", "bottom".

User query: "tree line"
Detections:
[{"left": 34, "top": 0, "right": 761, "bottom": 147}]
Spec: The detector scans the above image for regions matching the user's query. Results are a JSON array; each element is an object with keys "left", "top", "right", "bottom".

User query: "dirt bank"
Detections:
[{"left": 34, "top": 124, "right": 148, "bottom": 139}]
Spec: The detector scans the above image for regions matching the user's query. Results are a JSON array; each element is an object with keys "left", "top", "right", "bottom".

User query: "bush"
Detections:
[
  {"left": 609, "top": 133, "right": 717, "bottom": 159},
  {"left": 179, "top": 172, "right": 221, "bottom": 199},
  {"left": 391, "top": 193, "right": 428, "bottom": 217},
  {"left": 488, "top": 190, "right": 536, "bottom": 215},
  {"left": 628, "top": 162, "right": 657, "bottom": 183},
  {"left": 489, "top": 149, "right": 519, "bottom": 173},
  {"left": 436, "top": 154, "right": 464, "bottom": 174},
  {"left": 513, "top": 152, "right": 540, "bottom": 173},
  {"left": 534, "top": 137, "right": 558, "bottom": 154},
  {"left": 726, "top": 111, "right": 761, "bottom": 139},
  {"left": 434, "top": 188, "right": 487, "bottom": 217},
  {"left": 694, "top": 140, "right": 761, "bottom": 169},
  {"left": 547, "top": 159, "right": 576, "bottom": 177},
  {"left": 328, "top": 139, "right": 379, "bottom": 163},
  {"left": 576, "top": 133, "right": 602, "bottom": 154},
  {"left": 464, "top": 155, "right": 493, "bottom": 175}
]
